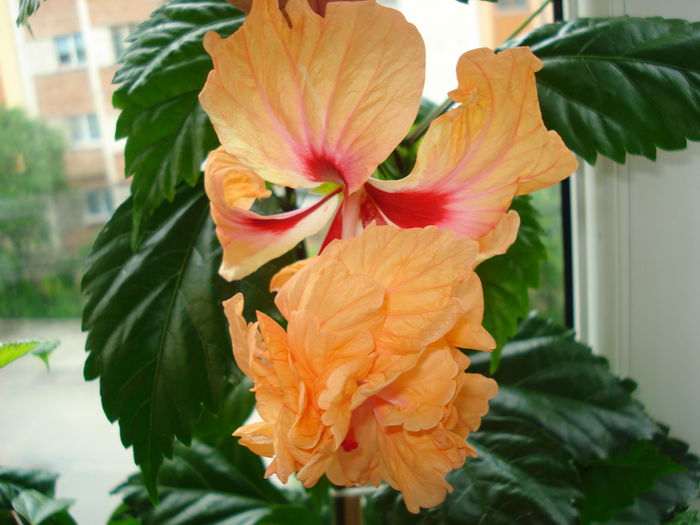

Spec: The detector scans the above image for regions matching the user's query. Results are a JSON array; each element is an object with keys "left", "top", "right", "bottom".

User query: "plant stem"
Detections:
[
  {"left": 11, "top": 511, "right": 23, "bottom": 525},
  {"left": 332, "top": 488, "right": 363, "bottom": 525},
  {"left": 404, "top": 98, "right": 454, "bottom": 147},
  {"left": 503, "top": 0, "right": 552, "bottom": 44}
]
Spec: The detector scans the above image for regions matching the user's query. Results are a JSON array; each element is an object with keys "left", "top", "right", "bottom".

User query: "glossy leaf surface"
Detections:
[
  {"left": 508, "top": 17, "right": 700, "bottom": 164},
  {"left": 113, "top": 0, "right": 244, "bottom": 242},
  {"left": 476, "top": 195, "right": 546, "bottom": 368},
  {"left": 82, "top": 183, "right": 293, "bottom": 498}
]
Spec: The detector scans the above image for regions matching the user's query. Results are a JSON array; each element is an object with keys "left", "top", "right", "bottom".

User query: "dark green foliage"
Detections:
[
  {"left": 112, "top": 0, "right": 244, "bottom": 244},
  {"left": 81, "top": 182, "right": 295, "bottom": 499},
  {"left": 0, "top": 467, "right": 76, "bottom": 525},
  {"left": 506, "top": 18, "right": 700, "bottom": 165},
  {"left": 476, "top": 195, "right": 547, "bottom": 370},
  {"left": 578, "top": 441, "right": 685, "bottom": 523}
]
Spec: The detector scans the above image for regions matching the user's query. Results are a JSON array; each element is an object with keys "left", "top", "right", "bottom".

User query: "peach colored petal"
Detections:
[
  {"left": 445, "top": 273, "right": 496, "bottom": 351},
  {"left": 234, "top": 421, "right": 275, "bottom": 457},
  {"left": 326, "top": 400, "right": 382, "bottom": 487},
  {"left": 284, "top": 309, "right": 375, "bottom": 446},
  {"left": 205, "top": 148, "right": 339, "bottom": 280},
  {"left": 373, "top": 344, "right": 459, "bottom": 431},
  {"left": 448, "top": 373, "right": 498, "bottom": 437},
  {"left": 201, "top": 0, "right": 424, "bottom": 192},
  {"left": 223, "top": 294, "right": 283, "bottom": 421},
  {"left": 377, "top": 424, "right": 472, "bottom": 513},
  {"left": 475, "top": 209, "right": 520, "bottom": 266},
  {"left": 322, "top": 224, "right": 479, "bottom": 389},
  {"left": 269, "top": 257, "right": 314, "bottom": 292},
  {"left": 364, "top": 47, "right": 576, "bottom": 242},
  {"left": 275, "top": 257, "right": 385, "bottom": 335}
]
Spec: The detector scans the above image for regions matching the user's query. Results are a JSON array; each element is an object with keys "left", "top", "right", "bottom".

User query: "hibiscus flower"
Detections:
[
  {"left": 226, "top": 224, "right": 498, "bottom": 512},
  {"left": 199, "top": 0, "right": 577, "bottom": 281}
]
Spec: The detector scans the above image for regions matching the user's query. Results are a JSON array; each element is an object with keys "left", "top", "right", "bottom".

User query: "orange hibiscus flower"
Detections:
[
  {"left": 200, "top": 0, "right": 577, "bottom": 281},
  {"left": 225, "top": 225, "right": 498, "bottom": 512}
]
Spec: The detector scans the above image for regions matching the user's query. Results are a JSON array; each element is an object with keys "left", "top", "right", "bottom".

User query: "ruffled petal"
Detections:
[
  {"left": 373, "top": 344, "right": 459, "bottom": 431},
  {"left": 378, "top": 424, "right": 471, "bottom": 514},
  {"left": 474, "top": 209, "right": 520, "bottom": 265},
  {"left": 364, "top": 47, "right": 576, "bottom": 241},
  {"left": 322, "top": 224, "right": 479, "bottom": 389},
  {"left": 445, "top": 273, "right": 496, "bottom": 351},
  {"left": 275, "top": 257, "right": 385, "bottom": 335},
  {"left": 223, "top": 294, "right": 283, "bottom": 421},
  {"left": 234, "top": 421, "right": 275, "bottom": 457},
  {"left": 269, "top": 257, "right": 314, "bottom": 292},
  {"left": 205, "top": 148, "right": 340, "bottom": 280},
  {"left": 201, "top": 0, "right": 425, "bottom": 192},
  {"left": 448, "top": 372, "right": 498, "bottom": 437}
]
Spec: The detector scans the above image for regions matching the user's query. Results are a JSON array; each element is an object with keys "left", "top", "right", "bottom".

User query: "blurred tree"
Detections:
[{"left": 0, "top": 108, "right": 66, "bottom": 311}]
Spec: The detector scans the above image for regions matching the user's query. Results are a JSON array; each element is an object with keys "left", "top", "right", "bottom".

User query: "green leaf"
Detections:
[
  {"left": 11, "top": 490, "right": 75, "bottom": 525},
  {"left": 257, "top": 505, "right": 324, "bottom": 525},
  {"left": 110, "top": 440, "right": 302, "bottom": 525},
  {"left": 0, "top": 468, "right": 58, "bottom": 508},
  {"left": 470, "top": 320, "right": 657, "bottom": 462},
  {"left": 0, "top": 340, "right": 58, "bottom": 369},
  {"left": 506, "top": 18, "right": 700, "bottom": 165},
  {"left": 607, "top": 428, "right": 700, "bottom": 525},
  {"left": 578, "top": 441, "right": 685, "bottom": 524},
  {"left": 81, "top": 182, "right": 295, "bottom": 499},
  {"left": 113, "top": 0, "right": 245, "bottom": 244},
  {"left": 366, "top": 416, "right": 581, "bottom": 525},
  {"left": 15, "top": 0, "right": 41, "bottom": 27},
  {"left": 476, "top": 195, "right": 546, "bottom": 369},
  {"left": 666, "top": 509, "right": 700, "bottom": 525}
]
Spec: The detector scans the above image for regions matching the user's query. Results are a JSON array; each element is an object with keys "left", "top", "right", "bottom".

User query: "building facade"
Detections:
[{"left": 2, "top": 0, "right": 164, "bottom": 240}]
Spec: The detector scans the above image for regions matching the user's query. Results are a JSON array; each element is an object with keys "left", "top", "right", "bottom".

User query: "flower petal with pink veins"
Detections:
[
  {"left": 364, "top": 47, "right": 577, "bottom": 243},
  {"left": 201, "top": 0, "right": 425, "bottom": 192},
  {"left": 205, "top": 148, "right": 340, "bottom": 281},
  {"left": 474, "top": 209, "right": 520, "bottom": 265}
]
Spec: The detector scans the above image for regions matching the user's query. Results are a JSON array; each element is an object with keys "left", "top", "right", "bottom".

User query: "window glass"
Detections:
[
  {"left": 53, "top": 33, "right": 86, "bottom": 67},
  {"left": 67, "top": 115, "right": 84, "bottom": 142},
  {"left": 73, "top": 33, "right": 86, "bottom": 63},
  {"left": 54, "top": 36, "right": 71, "bottom": 65},
  {"left": 86, "top": 114, "right": 100, "bottom": 140}
]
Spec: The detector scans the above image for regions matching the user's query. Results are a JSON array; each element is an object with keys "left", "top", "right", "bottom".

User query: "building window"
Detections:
[
  {"left": 54, "top": 34, "right": 86, "bottom": 67},
  {"left": 111, "top": 24, "right": 138, "bottom": 60},
  {"left": 66, "top": 114, "right": 101, "bottom": 147},
  {"left": 84, "top": 188, "right": 114, "bottom": 222}
]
